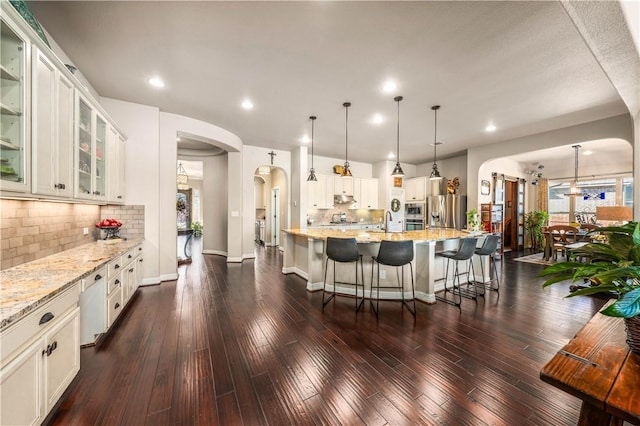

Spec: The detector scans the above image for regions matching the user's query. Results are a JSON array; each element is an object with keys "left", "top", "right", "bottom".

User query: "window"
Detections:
[{"left": 548, "top": 177, "right": 633, "bottom": 226}]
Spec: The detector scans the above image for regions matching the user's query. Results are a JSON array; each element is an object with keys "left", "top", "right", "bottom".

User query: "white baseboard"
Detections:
[
  {"left": 160, "top": 273, "right": 178, "bottom": 282},
  {"left": 415, "top": 291, "right": 436, "bottom": 304},
  {"left": 243, "top": 253, "right": 256, "bottom": 260},
  {"left": 306, "top": 281, "right": 324, "bottom": 291},
  {"left": 282, "top": 266, "right": 307, "bottom": 279},
  {"left": 141, "top": 277, "right": 161, "bottom": 286},
  {"left": 202, "top": 249, "right": 227, "bottom": 256},
  {"left": 227, "top": 256, "right": 243, "bottom": 263}
]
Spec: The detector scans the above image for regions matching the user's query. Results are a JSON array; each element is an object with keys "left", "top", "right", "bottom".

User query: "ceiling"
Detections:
[{"left": 29, "top": 1, "right": 631, "bottom": 167}]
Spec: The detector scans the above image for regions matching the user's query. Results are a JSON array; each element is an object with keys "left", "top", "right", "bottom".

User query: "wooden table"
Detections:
[{"left": 540, "top": 307, "right": 640, "bottom": 425}]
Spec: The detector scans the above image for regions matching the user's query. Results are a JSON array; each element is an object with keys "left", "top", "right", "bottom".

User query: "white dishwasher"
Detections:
[{"left": 79, "top": 267, "right": 106, "bottom": 346}]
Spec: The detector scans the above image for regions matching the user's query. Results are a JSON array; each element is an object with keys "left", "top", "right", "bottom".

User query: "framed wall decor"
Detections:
[
  {"left": 481, "top": 179, "right": 490, "bottom": 195},
  {"left": 394, "top": 176, "right": 403, "bottom": 188}
]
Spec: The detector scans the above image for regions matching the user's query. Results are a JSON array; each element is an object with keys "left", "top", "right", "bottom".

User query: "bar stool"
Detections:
[
  {"left": 435, "top": 237, "right": 480, "bottom": 307},
  {"left": 474, "top": 234, "right": 500, "bottom": 291},
  {"left": 322, "top": 237, "right": 365, "bottom": 312},
  {"left": 370, "top": 240, "right": 416, "bottom": 317}
]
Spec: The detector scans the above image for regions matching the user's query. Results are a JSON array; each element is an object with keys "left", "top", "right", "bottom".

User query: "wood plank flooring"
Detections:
[{"left": 48, "top": 243, "right": 607, "bottom": 425}]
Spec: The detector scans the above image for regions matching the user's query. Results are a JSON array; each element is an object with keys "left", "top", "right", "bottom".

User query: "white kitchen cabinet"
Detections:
[
  {"left": 357, "top": 178, "right": 378, "bottom": 209},
  {"left": 405, "top": 177, "right": 427, "bottom": 201},
  {"left": 107, "top": 287, "right": 123, "bottom": 329},
  {"left": 0, "top": 12, "right": 30, "bottom": 193},
  {"left": 308, "top": 173, "right": 334, "bottom": 209},
  {"left": 75, "top": 93, "right": 107, "bottom": 201},
  {"left": 107, "top": 126, "right": 125, "bottom": 203},
  {"left": 334, "top": 175, "right": 353, "bottom": 195},
  {"left": 0, "top": 284, "right": 80, "bottom": 425},
  {"left": 32, "top": 48, "right": 74, "bottom": 198},
  {"left": 79, "top": 268, "right": 106, "bottom": 346}
]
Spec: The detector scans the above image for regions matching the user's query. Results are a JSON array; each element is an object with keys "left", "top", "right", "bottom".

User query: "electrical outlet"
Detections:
[
  {"left": 379, "top": 270, "right": 386, "bottom": 279},
  {"left": 83, "top": 227, "right": 89, "bottom": 235}
]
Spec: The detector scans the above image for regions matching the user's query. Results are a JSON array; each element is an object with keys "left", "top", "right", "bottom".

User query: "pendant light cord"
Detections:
[
  {"left": 396, "top": 98, "right": 400, "bottom": 161},
  {"left": 433, "top": 107, "right": 438, "bottom": 164},
  {"left": 310, "top": 116, "right": 315, "bottom": 169},
  {"left": 345, "top": 104, "right": 349, "bottom": 163}
]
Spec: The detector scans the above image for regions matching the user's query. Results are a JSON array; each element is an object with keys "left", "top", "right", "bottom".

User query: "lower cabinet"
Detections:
[
  {"left": 107, "top": 286, "right": 123, "bottom": 329},
  {"left": 0, "top": 293, "right": 80, "bottom": 426}
]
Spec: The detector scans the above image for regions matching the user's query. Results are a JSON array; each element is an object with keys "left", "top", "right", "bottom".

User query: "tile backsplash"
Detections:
[{"left": 1, "top": 200, "right": 145, "bottom": 270}]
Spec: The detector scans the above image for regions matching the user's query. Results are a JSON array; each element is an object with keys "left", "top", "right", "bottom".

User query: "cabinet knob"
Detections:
[
  {"left": 128, "top": 254, "right": 132, "bottom": 259},
  {"left": 95, "top": 274, "right": 102, "bottom": 281},
  {"left": 115, "top": 264, "right": 120, "bottom": 269},
  {"left": 115, "top": 279, "right": 120, "bottom": 285},
  {"left": 117, "top": 195, "right": 122, "bottom": 199},
  {"left": 129, "top": 268, "right": 134, "bottom": 272},
  {"left": 115, "top": 302, "right": 120, "bottom": 309}
]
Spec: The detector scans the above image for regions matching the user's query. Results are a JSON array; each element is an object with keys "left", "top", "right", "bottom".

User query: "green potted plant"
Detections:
[
  {"left": 525, "top": 210, "right": 549, "bottom": 250},
  {"left": 466, "top": 208, "right": 480, "bottom": 231},
  {"left": 191, "top": 221, "right": 203, "bottom": 237},
  {"left": 539, "top": 222, "right": 640, "bottom": 354}
]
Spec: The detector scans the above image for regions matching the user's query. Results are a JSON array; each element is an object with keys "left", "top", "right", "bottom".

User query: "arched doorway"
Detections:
[{"left": 254, "top": 165, "right": 287, "bottom": 249}]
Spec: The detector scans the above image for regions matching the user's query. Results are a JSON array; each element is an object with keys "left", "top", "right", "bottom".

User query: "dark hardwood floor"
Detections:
[{"left": 48, "top": 242, "right": 607, "bottom": 425}]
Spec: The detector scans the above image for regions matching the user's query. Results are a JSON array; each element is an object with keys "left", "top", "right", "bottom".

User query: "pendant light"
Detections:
[
  {"left": 177, "top": 162, "right": 189, "bottom": 189},
  {"left": 429, "top": 105, "right": 443, "bottom": 180},
  {"left": 391, "top": 96, "right": 405, "bottom": 177},
  {"left": 307, "top": 116, "right": 318, "bottom": 182},
  {"left": 564, "top": 144, "right": 583, "bottom": 197},
  {"left": 341, "top": 102, "right": 353, "bottom": 178}
]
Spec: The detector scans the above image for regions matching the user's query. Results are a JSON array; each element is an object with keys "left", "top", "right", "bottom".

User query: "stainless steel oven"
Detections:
[
  {"left": 405, "top": 219, "right": 425, "bottom": 231},
  {"left": 405, "top": 202, "right": 425, "bottom": 218}
]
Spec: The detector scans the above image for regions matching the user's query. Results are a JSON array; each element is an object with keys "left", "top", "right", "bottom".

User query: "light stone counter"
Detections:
[
  {"left": 0, "top": 239, "right": 142, "bottom": 330},
  {"left": 282, "top": 228, "right": 487, "bottom": 304}
]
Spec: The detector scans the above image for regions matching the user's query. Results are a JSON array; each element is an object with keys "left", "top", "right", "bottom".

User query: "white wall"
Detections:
[
  {"left": 202, "top": 154, "right": 228, "bottom": 255},
  {"left": 467, "top": 114, "right": 633, "bottom": 212},
  {"left": 100, "top": 97, "right": 161, "bottom": 285}
]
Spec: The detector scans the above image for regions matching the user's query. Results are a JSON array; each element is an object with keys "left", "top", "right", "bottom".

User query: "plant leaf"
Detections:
[{"left": 600, "top": 288, "right": 640, "bottom": 318}]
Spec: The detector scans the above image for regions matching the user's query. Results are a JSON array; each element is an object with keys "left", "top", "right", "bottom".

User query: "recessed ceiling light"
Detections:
[
  {"left": 300, "top": 135, "right": 310, "bottom": 144},
  {"left": 177, "top": 137, "right": 181, "bottom": 142},
  {"left": 583, "top": 150, "right": 593, "bottom": 155},
  {"left": 388, "top": 152, "right": 395, "bottom": 159},
  {"left": 148, "top": 77, "right": 165, "bottom": 88},
  {"left": 382, "top": 80, "right": 397, "bottom": 93},
  {"left": 485, "top": 123, "right": 497, "bottom": 132},
  {"left": 241, "top": 99, "right": 254, "bottom": 110},
  {"left": 372, "top": 113, "right": 384, "bottom": 125}
]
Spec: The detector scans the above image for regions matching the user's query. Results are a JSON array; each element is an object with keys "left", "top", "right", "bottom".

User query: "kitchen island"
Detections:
[{"left": 282, "top": 228, "right": 487, "bottom": 304}]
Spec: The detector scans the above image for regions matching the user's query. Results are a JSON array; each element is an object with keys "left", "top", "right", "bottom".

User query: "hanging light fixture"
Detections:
[
  {"left": 307, "top": 116, "right": 318, "bottom": 182},
  {"left": 341, "top": 102, "right": 353, "bottom": 178},
  {"left": 177, "top": 162, "right": 189, "bottom": 189},
  {"left": 564, "top": 145, "right": 583, "bottom": 197},
  {"left": 257, "top": 165, "right": 271, "bottom": 175},
  {"left": 391, "top": 96, "right": 405, "bottom": 177},
  {"left": 429, "top": 105, "right": 443, "bottom": 180}
]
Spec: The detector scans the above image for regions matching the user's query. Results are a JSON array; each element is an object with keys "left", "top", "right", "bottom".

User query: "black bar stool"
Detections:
[
  {"left": 474, "top": 234, "right": 500, "bottom": 291},
  {"left": 323, "top": 237, "right": 365, "bottom": 312},
  {"left": 435, "top": 237, "right": 480, "bottom": 307},
  {"left": 370, "top": 240, "right": 416, "bottom": 317}
]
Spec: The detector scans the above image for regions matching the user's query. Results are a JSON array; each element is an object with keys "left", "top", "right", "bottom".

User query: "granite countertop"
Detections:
[
  {"left": 0, "top": 239, "right": 142, "bottom": 331},
  {"left": 284, "top": 228, "right": 479, "bottom": 243}
]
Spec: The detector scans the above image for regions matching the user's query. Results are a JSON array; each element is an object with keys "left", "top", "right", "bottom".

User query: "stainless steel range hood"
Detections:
[{"left": 334, "top": 194, "right": 357, "bottom": 204}]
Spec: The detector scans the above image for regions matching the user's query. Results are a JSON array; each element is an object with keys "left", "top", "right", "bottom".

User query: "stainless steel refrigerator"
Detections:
[{"left": 427, "top": 195, "right": 467, "bottom": 229}]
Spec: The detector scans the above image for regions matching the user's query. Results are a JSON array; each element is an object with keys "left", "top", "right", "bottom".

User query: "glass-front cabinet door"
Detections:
[
  {"left": 76, "top": 96, "right": 93, "bottom": 198},
  {"left": 94, "top": 114, "right": 106, "bottom": 200},
  {"left": 0, "top": 16, "right": 29, "bottom": 192}
]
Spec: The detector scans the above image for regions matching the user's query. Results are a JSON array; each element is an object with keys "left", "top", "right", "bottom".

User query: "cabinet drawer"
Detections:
[
  {"left": 108, "top": 256, "right": 123, "bottom": 278},
  {"left": 122, "top": 248, "right": 136, "bottom": 267},
  {"left": 107, "top": 272, "right": 122, "bottom": 295},
  {"left": 1, "top": 282, "right": 80, "bottom": 362},
  {"left": 82, "top": 266, "right": 106, "bottom": 292},
  {"left": 107, "top": 287, "right": 122, "bottom": 329}
]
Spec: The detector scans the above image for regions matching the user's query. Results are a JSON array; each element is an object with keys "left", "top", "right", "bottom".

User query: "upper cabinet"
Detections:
[
  {"left": 107, "top": 127, "right": 125, "bottom": 203},
  {"left": 405, "top": 177, "right": 427, "bottom": 201},
  {"left": 357, "top": 178, "right": 378, "bottom": 209},
  {"left": 0, "top": 14, "right": 30, "bottom": 193},
  {"left": 1, "top": 2, "right": 126, "bottom": 203},
  {"left": 75, "top": 94, "right": 107, "bottom": 202},
  {"left": 334, "top": 176, "right": 354, "bottom": 196},
  {"left": 32, "top": 48, "right": 73, "bottom": 198}
]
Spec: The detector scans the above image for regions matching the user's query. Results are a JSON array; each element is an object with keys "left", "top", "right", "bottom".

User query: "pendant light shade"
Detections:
[
  {"left": 341, "top": 102, "right": 353, "bottom": 178},
  {"left": 391, "top": 96, "right": 405, "bottom": 177},
  {"left": 307, "top": 116, "right": 318, "bottom": 182},
  {"left": 429, "top": 105, "right": 443, "bottom": 180},
  {"left": 177, "top": 162, "right": 189, "bottom": 189},
  {"left": 564, "top": 144, "right": 583, "bottom": 197}
]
